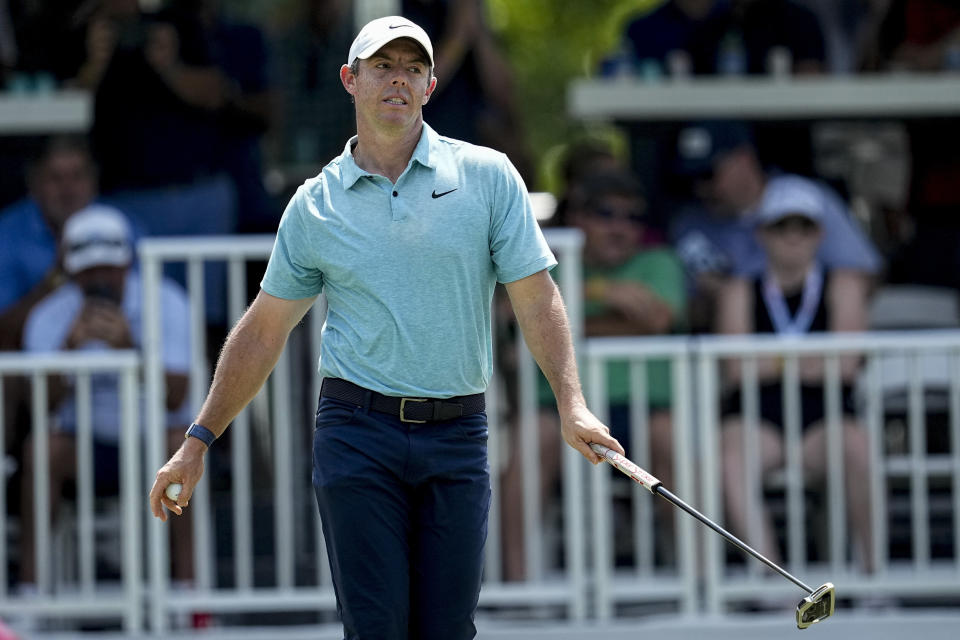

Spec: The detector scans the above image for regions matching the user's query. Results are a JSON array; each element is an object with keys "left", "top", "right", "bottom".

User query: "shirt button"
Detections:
[{"left": 392, "top": 191, "right": 398, "bottom": 197}]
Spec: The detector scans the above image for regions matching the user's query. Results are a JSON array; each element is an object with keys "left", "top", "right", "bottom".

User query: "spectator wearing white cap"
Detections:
[
  {"left": 17, "top": 204, "right": 196, "bottom": 592},
  {"left": 713, "top": 179, "right": 874, "bottom": 576},
  {"left": 667, "top": 120, "right": 882, "bottom": 333}
]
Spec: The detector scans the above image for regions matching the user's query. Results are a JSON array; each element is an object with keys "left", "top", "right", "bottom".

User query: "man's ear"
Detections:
[
  {"left": 340, "top": 64, "right": 357, "bottom": 96},
  {"left": 422, "top": 76, "right": 438, "bottom": 104}
]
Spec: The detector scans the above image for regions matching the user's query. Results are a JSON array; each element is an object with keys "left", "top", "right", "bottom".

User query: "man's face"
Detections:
[
  {"left": 757, "top": 215, "right": 822, "bottom": 271},
  {"left": 695, "top": 147, "right": 760, "bottom": 216},
  {"left": 30, "top": 150, "right": 97, "bottom": 233},
  {"left": 342, "top": 39, "right": 436, "bottom": 132},
  {"left": 574, "top": 194, "right": 646, "bottom": 268}
]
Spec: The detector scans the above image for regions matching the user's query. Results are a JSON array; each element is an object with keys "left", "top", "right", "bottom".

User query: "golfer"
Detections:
[{"left": 149, "top": 15, "right": 623, "bottom": 640}]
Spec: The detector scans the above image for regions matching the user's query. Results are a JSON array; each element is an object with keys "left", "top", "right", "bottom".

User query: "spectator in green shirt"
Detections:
[{"left": 502, "top": 168, "right": 687, "bottom": 579}]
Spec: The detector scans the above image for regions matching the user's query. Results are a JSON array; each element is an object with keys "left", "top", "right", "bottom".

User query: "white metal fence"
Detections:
[
  {"left": 583, "top": 331, "right": 960, "bottom": 619},
  {"left": 715, "top": 331, "right": 960, "bottom": 604},
  {"left": 0, "top": 351, "right": 142, "bottom": 632},
  {"left": 3, "top": 232, "right": 960, "bottom": 636}
]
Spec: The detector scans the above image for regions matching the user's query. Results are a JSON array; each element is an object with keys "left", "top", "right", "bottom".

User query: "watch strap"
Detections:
[{"left": 185, "top": 422, "right": 217, "bottom": 447}]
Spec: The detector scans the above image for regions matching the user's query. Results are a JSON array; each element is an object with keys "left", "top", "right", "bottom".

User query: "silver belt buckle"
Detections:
[{"left": 399, "top": 397, "right": 428, "bottom": 423}]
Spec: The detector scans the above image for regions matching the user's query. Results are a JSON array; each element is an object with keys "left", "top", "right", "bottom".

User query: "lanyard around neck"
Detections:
[{"left": 761, "top": 264, "right": 823, "bottom": 335}]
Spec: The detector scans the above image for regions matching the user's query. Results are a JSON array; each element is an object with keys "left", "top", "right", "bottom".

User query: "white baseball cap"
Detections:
[
  {"left": 347, "top": 16, "right": 434, "bottom": 68},
  {"left": 62, "top": 204, "right": 133, "bottom": 274},
  {"left": 755, "top": 177, "right": 824, "bottom": 227}
]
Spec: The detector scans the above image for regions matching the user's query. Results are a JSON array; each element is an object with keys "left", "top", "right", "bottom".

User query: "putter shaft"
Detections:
[
  {"left": 591, "top": 443, "right": 812, "bottom": 592},
  {"left": 654, "top": 485, "right": 813, "bottom": 593}
]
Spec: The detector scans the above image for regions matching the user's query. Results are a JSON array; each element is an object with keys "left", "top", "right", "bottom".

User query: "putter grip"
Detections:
[{"left": 590, "top": 443, "right": 662, "bottom": 493}]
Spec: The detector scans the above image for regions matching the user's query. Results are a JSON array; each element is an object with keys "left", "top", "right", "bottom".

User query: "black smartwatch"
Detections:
[{"left": 185, "top": 423, "right": 217, "bottom": 447}]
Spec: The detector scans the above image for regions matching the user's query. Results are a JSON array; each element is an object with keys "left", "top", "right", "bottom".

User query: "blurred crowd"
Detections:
[
  {"left": 499, "top": 0, "right": 960, "bottom": 583},
  {"left": 1, "top": 0, "right": 960, "bottom": 603}
]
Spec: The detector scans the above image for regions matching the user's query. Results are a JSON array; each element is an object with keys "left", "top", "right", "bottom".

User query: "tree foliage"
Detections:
[
  {"left": 230, "top": 0, "right": 663, "bottom": 190},
  {"left": 488, "top": 0, "right": 660, "bottom": 189}
]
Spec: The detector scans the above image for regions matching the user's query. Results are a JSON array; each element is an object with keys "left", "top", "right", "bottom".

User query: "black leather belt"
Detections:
[{"left": 320, "top": 378, "right": 485, "bottom": 423}]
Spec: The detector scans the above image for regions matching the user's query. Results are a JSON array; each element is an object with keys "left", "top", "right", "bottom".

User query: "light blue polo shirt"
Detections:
[{"left": 262, "top": 123, "right": 556, "bottom": 397}]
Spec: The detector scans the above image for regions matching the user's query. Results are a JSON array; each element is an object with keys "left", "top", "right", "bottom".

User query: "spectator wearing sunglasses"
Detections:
[
  {"left": 501, "top": 168, "right": 687, "bottom": 579},
  {"left": 713, "top": 178, "right": 874, "bottom": 575},
  {"left": 667, "top": 120, "right": 882, "bottom": 332},
  {"left": 569, "top": 169, "right": 686, "bottom": 501}
]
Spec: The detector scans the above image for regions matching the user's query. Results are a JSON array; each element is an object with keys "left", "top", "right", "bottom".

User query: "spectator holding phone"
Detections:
[{"left": 17, "top": 204, "right": 196, "bottom": 594}]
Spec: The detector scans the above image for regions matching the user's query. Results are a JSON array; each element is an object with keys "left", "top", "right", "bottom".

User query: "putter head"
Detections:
[{"left": 796, "top": 582, "right": 835, "bottom": 629}]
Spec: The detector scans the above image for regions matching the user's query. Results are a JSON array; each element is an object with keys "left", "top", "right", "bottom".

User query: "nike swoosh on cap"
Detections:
[
  {"left": 388, "top": 24, "right": 411, "bottom": 29},
  {"left": 432, "top": 188, "right": 458, "bottom": 199}
]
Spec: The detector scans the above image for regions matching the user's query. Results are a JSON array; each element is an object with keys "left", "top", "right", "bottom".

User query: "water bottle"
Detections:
[
  {"left": 666, "top": 49, "right": 692, "bottom": 80},
  {"left": 637, "top": 58, "right": 663, "bottom": 83},
  {"left": 717, "top": 31, "right": 747, "bottom": 76},
  {"left": 766, "top": 46, "right": 792, "bottom": 80},
  {"left": 602, "top": 38, "right": 636, "bottom": 80}
]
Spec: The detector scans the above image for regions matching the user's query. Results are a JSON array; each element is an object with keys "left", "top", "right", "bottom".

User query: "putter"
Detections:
[{"left": 590, "top": 443, "right": 835, "bottom": 629}]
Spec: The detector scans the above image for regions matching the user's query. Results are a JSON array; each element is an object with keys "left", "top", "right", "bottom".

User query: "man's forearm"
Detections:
[
  {"left": 506, "top": 270, "right": 624, "bottom": 463},
  {"left": 508, "top": 274, "right": 585, "bottom": 412},
  {"left": 193, "top": 313, "right": 288, "bottom": 437}
]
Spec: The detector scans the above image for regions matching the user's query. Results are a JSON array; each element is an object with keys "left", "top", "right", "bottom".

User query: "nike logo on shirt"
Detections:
[{"left": 432, "top": 188, "right": 458, "bottom": 199}]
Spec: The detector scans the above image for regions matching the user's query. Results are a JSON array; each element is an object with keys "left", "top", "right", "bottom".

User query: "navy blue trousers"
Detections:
[{"left": 312, "top": 395, "right": 491, "bottom": 640}]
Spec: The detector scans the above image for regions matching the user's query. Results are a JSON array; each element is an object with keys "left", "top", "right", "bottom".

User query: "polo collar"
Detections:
[{"left": 339, "top": 123, "right": 441, "bottom": 189}]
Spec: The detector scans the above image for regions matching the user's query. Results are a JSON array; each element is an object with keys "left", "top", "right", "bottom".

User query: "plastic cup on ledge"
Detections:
[
  {"left": 667, "top": 49, "right": 692, "bottom": 81},
  {"left": 766, "top": 46, "right": 793, "bottom": 80}
]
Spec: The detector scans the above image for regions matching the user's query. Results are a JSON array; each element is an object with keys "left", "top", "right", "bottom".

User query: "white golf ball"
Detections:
[{"left": 165, "top": 483, "right": 183, "bottom": 501}]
